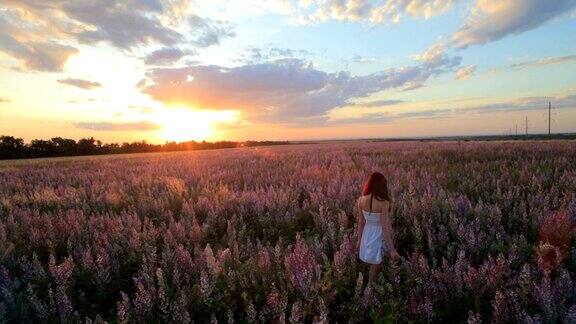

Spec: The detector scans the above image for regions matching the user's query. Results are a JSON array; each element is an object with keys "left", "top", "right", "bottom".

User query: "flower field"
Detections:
[{"left": 1, "top": 141, "right": 575, "bottom": 323}]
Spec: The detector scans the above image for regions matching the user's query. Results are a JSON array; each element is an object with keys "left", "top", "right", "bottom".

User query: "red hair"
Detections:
[{"left": 363, "top": 172, "right": 390, "bottom": 202}]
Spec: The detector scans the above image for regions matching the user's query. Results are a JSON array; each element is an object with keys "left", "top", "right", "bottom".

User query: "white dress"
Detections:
[{"left": 359, "top": 210, "right": 386, "bottom": 264}]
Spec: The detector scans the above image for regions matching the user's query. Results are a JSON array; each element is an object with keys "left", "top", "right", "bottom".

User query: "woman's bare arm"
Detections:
[
  {"left": 380, "top": 201, "right": 399, "bottom": 259},
  {"left": 356, "top": 198, "right": 366, "bottom": 250}
]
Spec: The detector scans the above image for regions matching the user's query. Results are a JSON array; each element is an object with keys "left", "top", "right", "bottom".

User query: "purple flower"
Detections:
[
  {"left": 48, "top": 255, "right": 74, "bottom": 287},
  {"left": 116, "top": 292, "right": 131, "bottom": 324},
  {"left": 134, "top": 281, "right": 154, "bottom": 321},
  {"left": 333, "top": 235, "right": 354, "bottom": 277},
  {"left": 289, "top": 300, "right": 303, "bottom": 324},
  {"left": 284, "top": 236, "right": 320, "bottom": 298}
]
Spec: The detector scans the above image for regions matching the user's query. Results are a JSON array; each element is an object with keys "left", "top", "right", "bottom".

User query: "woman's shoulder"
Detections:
[{"left": 357, "top": 194, "right": 372, "bottom": 204}]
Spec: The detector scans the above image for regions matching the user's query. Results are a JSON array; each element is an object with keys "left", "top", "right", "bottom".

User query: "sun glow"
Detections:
[{"left": 155, "top": 108, "right": 237, "bottom": 142}]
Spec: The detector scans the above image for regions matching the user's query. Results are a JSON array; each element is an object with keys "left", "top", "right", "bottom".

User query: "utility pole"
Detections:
[
  {"left": 548, "top": 101, "right": 551, "bottom": 135},
  {"left": 525, "top": 116, "right": 528, "bottom": 135},
  {"left": 515, "top": 124, "right": 518, "bottom": 136}
]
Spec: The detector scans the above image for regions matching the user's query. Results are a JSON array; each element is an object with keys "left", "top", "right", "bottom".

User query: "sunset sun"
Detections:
[{"left": 156, "top": 108, "right": 237, "bottom": 142}]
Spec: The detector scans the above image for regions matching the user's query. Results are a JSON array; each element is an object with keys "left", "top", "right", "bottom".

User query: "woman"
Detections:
[{"left": 356, "top": 172, "right": 400, "bottom": 283}]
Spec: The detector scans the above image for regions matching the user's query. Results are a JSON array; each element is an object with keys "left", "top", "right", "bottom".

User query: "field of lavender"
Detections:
[{"left": 1, "top": 140, "right": 575, "bottom": 323}]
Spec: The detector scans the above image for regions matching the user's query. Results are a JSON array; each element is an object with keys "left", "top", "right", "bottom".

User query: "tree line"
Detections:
[{"left": 0, "top": 135, "right": 289, "bottom": 160}]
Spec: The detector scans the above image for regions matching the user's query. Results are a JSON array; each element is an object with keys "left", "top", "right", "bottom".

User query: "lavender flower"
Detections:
[{"left": 284, "top": 236, "right": 320, "bottom": 298}]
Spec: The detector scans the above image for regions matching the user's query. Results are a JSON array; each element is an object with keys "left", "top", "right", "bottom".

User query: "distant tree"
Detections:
[
  {"left": 0, "top": 136, "right": 25, "bottom": 159},
  {"left": 0, "top": 135, "right": 289, "bottom": 160},
  {"left": 29, "top": 139, "right": 56, "bottom": 157},
  {"left": 102, "top": 143, "right": 121, "bottom": 154},
  {"left": 51, "top": 137, "right": 77, "bottom": 156},
  {"left": 77, "top": 137, "right": 97, "bottom": 155}
]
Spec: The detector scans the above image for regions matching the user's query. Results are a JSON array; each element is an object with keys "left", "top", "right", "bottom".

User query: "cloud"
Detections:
[
  {"left": 0, "top": 13, "right": 73, "bottom": 72},
  {"left": 57, "top": 78, "right": 102, "bottom": 89},
  {"left": 460, "top": 94, "right": 576, "bottom": 114},
  {"left": 2, "top": 1, "right": 183, "bottom": 49},
  {"left": 396, "top": 108, "right": 454, "bottom": 119},
  {"left": 74, "top": 121, "right": 160, "bottom": 131},
  {"left": 142, "top": 51, "right": 461, "bottom": 123},
  {"left": 0, "top": 23, "right": 79, "bottom": 72},
  {"left": 322, "top": 94, "right": 576, "bottom": 125},
  {"left": 327, "top": 92, "right": 576, "bottom": 125},
  {"left": 189, "top": 15, "right": 235, "bottom": 47},
  {"left": 350, "top": 99, "right": 404, "bottom": 107},
  {"left": 509, "top": 55, "right": 576, "bottom": 70},
  {"left": 235, "top": 46, "right": 313, "bottom": 64},
  {"left": 0, "top": 97, "right": 10, "bottom": 103},
  {"left": 455, "top": 65, "right": 476, "bottom": 80},
  {"left": 329, "top": 107, "right": 453, "bottom": 125},
  {"left": 128, "top": 105, "right": 156, "bottom": 113},
  {"left": 1, "top": 1, "right": 235, "bottom": 71},
  {"left": 0, "top": 2, "right": 238, "bottom": 73},
  {"left": 406, "top": 94, "right": 575, "bottom": 119},
  {"left": 329, "top": 112, "right": 393, "bottom": 125},
  {"left": 353, "top": 55, "right": 377, "bottom": 64},
  {"left": 57, "top": 0, "right": 181, "bottom": 49},
  {"left": 290, "top": 0, "right": 457, "bottom": 25},
  {"left": 144, "top": 47, "right": 192, "bottom": 66},
  {"left": 452, "top": 0, "right": 576, "bottom": 48},
  {"left": 414, "top": 43, "right": 461, "bottom": 69}
]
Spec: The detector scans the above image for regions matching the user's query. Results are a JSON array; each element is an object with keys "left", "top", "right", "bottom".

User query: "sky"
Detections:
[{"left": 0, "top": 0, "right": 575, "bottom": 143}]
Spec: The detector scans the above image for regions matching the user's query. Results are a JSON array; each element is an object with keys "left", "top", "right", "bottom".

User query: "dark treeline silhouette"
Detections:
[{"left": 0, "top": 135, "right": 289, "bottom": 160}]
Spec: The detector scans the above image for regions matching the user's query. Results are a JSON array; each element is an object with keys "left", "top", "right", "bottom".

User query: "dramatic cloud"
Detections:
[
  {"left": 0, "top": 30, "right": 78, "bottom": 72},
  {"left": 2, "top": 0, "right": 182, "bottom": 49},
  {"left": 75, "top": 121, "right": 160, "bottom": 131},
  {"left": 142, "top": 51, "right": 461, "bottom": 123},
  {"left": 290, "top": 0, "right": 457, "bottom": 25},
  {"left": 68, "top": 3, "right": 181, "bottom": 48},
  {"left": 510, "top": 55, "right": 576, "bottom": 70},
  {"left": 1, "top": 1, "right": 234, "bottom": 70},
  {"left": 144, "top": 48, "right": 192, "bottom": 66},
  {"left": 455, "top": 65, "right": 476, "bottom": 80},
  {"left": 452, "top": 0, "right": 576, "bottom": 48},
  {"left": 57, "top": 78, "right": 103, "bottom": 90}
]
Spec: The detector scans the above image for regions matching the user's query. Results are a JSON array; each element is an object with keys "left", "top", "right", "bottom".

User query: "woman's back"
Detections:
[{"left": 358, "top": 194, "right": 389, "bottom": 214}]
